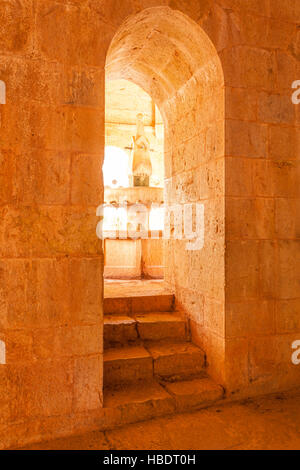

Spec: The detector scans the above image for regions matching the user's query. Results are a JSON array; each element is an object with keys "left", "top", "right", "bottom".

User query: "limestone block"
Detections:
[
  {"left": 226, "top": 197, "right": 275, "bottom": 240},
  {"left": 226, "top": 300, "right": 275, "bottom": 338},
  {"left": 71, "top": 153, "right": 104, "bottom": 206},
  {"left": 258, "top": 93, "right": 295, "bottom": 125},
  {"left": 65, "top": 107, "right": 104, "bottom": 153},
  {"left": 270, "top": 0, "right": 299, "bottom": 23},
  {"left": 244, "top": 48, "right": 276, "bottom": 90},
  {"left": 0, "top": 56, "right": 64, "bottom": 105},
  {"left": 258, "top": 241, "right": 277, "bottom": 299},
  {"left": 275, "top": 199, "right": 300, "bottom": 239},
  {"left": 9, "top": 360, "right": 73, "bottom": 421},
  {"left": 32, "top": 325, "right": 102, "bottom": 360},
  {"left": 70, "top": 257, "right": 103, "bottom": 325},
  {"left": 226, "top": 157, "right": 253, "bottom": 197},
  {"left": 225, "top": 337, "right": 249, "bottom": 389},
  {"left": 0, "top": 150, "right": 15, "bottom": 204},
  {"left": 275, "top": 299, "right": 300, "bottom": 334},
  {"left": 0, "top": 0, "right": 33, "bottom": 55},
  {"left": 225, "top": 87, "right": 257, "bottom": 121},
  {"left": 217, "top": 0, "right": 270, "bottom": 16},
  {"left": 226, "top": 120, "right": 268, "bottom": 158},
  {"left": 16, "top": 150, "right": 70, "bottom": 205},
  {"left": 248, "top": 334, "right": 298, "bottom": 384},
  {"left": 277, "top": 240, "right": 300, "bottom": 299},
  {"left": 226, "top": 240, "right": 260, "bottom": 301},
  {"left": 271, "top": 161, "right": 300, "bottom": 198},
  {"left": 252, "top": 160, "right": 273, "bottom": 197},
  {"left": 64, "top": 67, "right": 104, "bottom": 107},
  {"left": 73, "top": 355, "right": 103, "bottom": 412},
  {"left": 269, "top": 126, "right": 300, "bottom": 161},
  {"left": 0, "top": 103, "right": 66, "bottom": 152},
  {"left": 36, "top": 1, "right": 111, "bottom": 66}
]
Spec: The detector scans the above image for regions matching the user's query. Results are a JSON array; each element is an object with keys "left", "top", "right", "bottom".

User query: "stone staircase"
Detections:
[{"left": 103, "top": 291, "right": 224, "bottom": 427}]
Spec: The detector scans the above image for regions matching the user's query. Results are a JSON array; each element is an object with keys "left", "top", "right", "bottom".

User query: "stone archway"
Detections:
[{"left": 105, "top": 6, "right": 225, "bottom": 383}]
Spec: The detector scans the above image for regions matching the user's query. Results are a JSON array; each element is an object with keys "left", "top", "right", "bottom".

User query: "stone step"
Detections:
[
  {"left": 104, "top": 381, "right": 175, "bottom": 424},
  {"left": 135, "top": 312, "right": 187, "bottom": 342},
  {"left": 104, "top": 294, "right": 174, "bottom": 315},
  {"left": 104, "top": 312, "right": 187, "bottom": 348},
  {"left": 104, "top": 345, "right": 153, "bottom": 387},
  {"left": 104, "top": 315, "right": 138, "bottom": 349},
  {"left": 161, "top": 377, "right": 224, "bottom": 412},
  {"left": 104, "top": 378, "right": 224, "bottom": 428},
  {"left": 104, "top": 341, "right": 206, "bottom": 387},
  {"left": 147, "top": 341, "right": 206, "bottom": 381}
]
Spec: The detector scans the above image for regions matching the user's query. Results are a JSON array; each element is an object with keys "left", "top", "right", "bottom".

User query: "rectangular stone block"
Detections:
[
  {"left": 33, "top": 325, "right": 102, "bottom": 359},
  {"left": 226, "top": 197, "right": 275, "bottom": 239},
  {"left": 64, "top": 67, "right": 104, "bottom": 107},
  {"left": 0, "top": 0, "right": 34, "bottom": 55},
  {"left": 258, "top": 92, "right": 294, "bottom": 124},
  {"left": 65, "top": 107, "right": 104, "bottom": 153},
  {"left": 0, "top": 150, "right": 15, "bottom": 204},
  {"left": 244, "top": 48, "right": 276, "bottom": 90},
  {"left": 104, "top": 346, "right": 153, "bottom": 386},
  {"left": 271, "top": 161, "right": 300, "bottom": 198},
  {"left": 0, "top": 56, "right": 64, "bottom": 105},
  {"left": 252, "top": 160, "right": 273, "bottom": 197},
  {"left": 275, "top": 299, "right": 300, "bottom": 334},
  {"left": 225, "top": 338, "right": 249, "bottom": 390},
  {"left": 269, "top": 126, "right": 300, "bottom": 161},
  {"left": 226, "top": 240, "right": 260, "bottom": 300},
  {"left": 0, "top": 102, "right": 66, "bottom": 152},
  {"left": 226, "top": 300, "right": 275, "bottom": 338},
  {"left": 73, "top": 355, "right": 103, "bottom": 412},
  {"left": 9, "top": 360, "right": 73, "bottom": 421},
  {"left": 226, "top": 120, "right": 268, "bottom": 158},
  {"left": 70, "top": 257, "right": 103, "bottom": 325},
  {"left": 71, "top": 153, "right": 104, "bottom": 206},
  {"left": 277, "top": 240, "right": 300, "bottom": 299},
  {"left": 248, "top": 334, "right": 297, "bottom": 384},
  {"left": 225, "top": 86, "right": 257, "bottom": 121},
  {"left": 1, "top": 330, "right": 33, "bottom": 364},
  {"left": 31, "top": 206, "right": 100, "bottom": 257},
  {"left": 148, "top": 342, "right": 206, "bottom": 380},
  {"left": 226, "top": 157, "right": 253, "bottom": 197},
  {"left": 16, "top": 149, "right": 70, "bottom": 205},
  {"left": 275, "top": 198, "right": 300, "bottom": 239}
]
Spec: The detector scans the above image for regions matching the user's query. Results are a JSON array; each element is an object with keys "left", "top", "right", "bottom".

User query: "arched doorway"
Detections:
[
  {"left": 103, "top": 80, "right": 165, "bottom": 280},
  {"left": 104, "top": 6, "right": 225, "bottom": 383}
]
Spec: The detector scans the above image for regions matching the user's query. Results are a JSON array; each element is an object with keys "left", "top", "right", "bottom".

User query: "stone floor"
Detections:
[
  {"left": 104, "top": 279, "right": 173, "bottom": 298},
  {"left": 20, "top": 388, "right": 300, "bottom": 450}
]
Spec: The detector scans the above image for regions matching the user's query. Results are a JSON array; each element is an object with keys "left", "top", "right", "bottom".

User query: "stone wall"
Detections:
[
  {"left": 202, "top": 0, "right": 300, "bottom": 397},
  {"left": 0, "top": 0, "right": 106, "bottom": 449},
  {"left": 0, "top": 0, "right": 299, "bottom": 449}
]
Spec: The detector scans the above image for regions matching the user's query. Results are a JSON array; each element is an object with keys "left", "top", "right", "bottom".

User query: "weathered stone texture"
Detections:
[{"left": 0, "top": 0, "right": 299, "bottom": 449}]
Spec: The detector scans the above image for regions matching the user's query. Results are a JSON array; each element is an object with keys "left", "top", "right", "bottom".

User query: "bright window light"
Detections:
[
  {"left": 103, "top": 206, "right": 128, "bottom": 232},
  {"left": 103, "top": 146, "right": 129, "bottom": 188},
  {"left": 149, "top": 206, "right": 164, "bottom": 231}
]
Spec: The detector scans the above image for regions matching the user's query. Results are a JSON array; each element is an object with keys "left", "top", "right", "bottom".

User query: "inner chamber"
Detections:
[{"left": 103, "top": 79, "right": 165, "bottom": 280}]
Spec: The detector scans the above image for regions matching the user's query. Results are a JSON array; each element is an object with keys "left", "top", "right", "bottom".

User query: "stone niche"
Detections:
[
  {"left": 104, "top": 80, "right": 165, "bottom": 279},
  {"left": 103, "top": 187, "right": 164, "bottom": 279}
]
